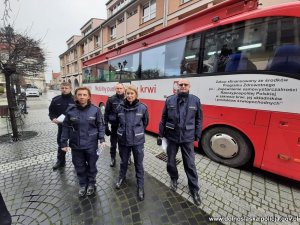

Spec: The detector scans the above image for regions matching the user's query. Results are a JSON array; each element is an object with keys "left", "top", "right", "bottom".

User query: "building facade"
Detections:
[{"left": 58, "top": 0, "right": 297, "bottom": 88}]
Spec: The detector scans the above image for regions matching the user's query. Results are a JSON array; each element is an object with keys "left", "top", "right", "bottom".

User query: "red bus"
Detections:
[{"left": 82, "top": 0, "right": 300, "bottom": 181}]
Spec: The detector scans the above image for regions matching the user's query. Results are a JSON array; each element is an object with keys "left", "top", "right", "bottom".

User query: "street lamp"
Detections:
[{"left": 118, "top": 60, "right": 127, "bottom": 81}]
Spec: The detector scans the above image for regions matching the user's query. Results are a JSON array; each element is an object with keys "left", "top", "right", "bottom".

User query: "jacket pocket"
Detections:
[
  {"left": 88, "top": 131, "right": 98, "bottom": 136},
  {"left": 87, "top": 116, "right": 96, "bottom": 126},
  {"left": 117, "top": 127, "right": 124, "bottom": 136},
  {"left": 165, "top": 122, "right": 175, "bottom": 130},
  {"left": 134, "top": 127, "right": 144, "bottom": 136},
  {"left": 186, "top": 124, "right": 195, "bottom": 130},
  {"left": 134, "top": 127, "right": 145, "bottom": 143}
]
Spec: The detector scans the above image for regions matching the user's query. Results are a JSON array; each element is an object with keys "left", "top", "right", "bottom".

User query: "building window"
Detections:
[
  {"left": 128, "top": 9, "right": 137, "bottom": 18},
  {"left": 94, "top": 35, "right": 99, "bottom": 47},
  {"left": 142, "top": 0, "right": 156, "bottom": 23},
  {"left": 110, "top": 25, "right": 116, "bottom": 40},
  {"left": 112, "top": 0, "right": 133, "bottom": 15}
]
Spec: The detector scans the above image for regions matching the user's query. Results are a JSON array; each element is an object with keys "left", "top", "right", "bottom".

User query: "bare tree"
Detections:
[{"left": 0, "top": 25, "right": 46, "bottom": 140}]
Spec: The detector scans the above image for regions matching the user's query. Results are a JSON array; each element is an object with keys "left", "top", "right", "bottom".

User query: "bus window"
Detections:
[
  {"left": 203, "top": 16, "right": 300, "bottom": 75},
  {"left": 165, "top": 38, "right": 186, "bottom": 76},
  {"left": 141, "top": 45, "right": 165, "bottom": 79},
  {"left": 180, "top": 34, "right": 201, "bottom": 75},
  {"left": 109, "top": 53, "right": 140, "bottom": 81}
]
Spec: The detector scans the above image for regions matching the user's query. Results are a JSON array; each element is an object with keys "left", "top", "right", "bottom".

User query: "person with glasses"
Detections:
[{"left": 157, "top": 78, "right": 202, "bottom": 206}]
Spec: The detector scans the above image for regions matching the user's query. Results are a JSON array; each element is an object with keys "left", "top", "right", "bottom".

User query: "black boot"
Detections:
[
  {"left": 86, "top": 185, "right": 96, "bottom": 196},
  {"left": 110, "top": 157, "right": 116, "bottom": 167},
  {"left": 52, "top": 161, "right": 65, "bottom": 170},
  {"left": 137, "top": 187, "right": 144, "bottom": 201},
  {"left": 115, "top": 178, "right": 125, "bottom": 189},
  {"left": 191, "top": 191, "right": 201, "bottom": 206},
  {"left": 170, "top": 179, "right": 178, "bottom": 192}
]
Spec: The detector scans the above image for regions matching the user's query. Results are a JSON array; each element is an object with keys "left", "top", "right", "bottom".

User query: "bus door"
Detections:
[{"left": 263, "top": 112, "right": 300, "bottom": 181}]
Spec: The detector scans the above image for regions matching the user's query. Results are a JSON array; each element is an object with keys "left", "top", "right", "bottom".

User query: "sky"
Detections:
[{"left": 1, "top": 0, "right": 107, "bottom": 82}]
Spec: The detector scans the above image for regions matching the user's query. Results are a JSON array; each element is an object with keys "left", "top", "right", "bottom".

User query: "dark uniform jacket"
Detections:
[
  {"left": 116, "top": 99, "right": 149, "bottom": 146},
  {"left": 61, "top": 102, "right": 105, "bottom": 150},
  {"left": 159, "top": 93, "right": 202, "bottom": 143},
  {"left": 48, "top": 93, "right": 75, "bottom": 120},
  {"left": 104, "top": 94, "right": 124, "bottom": 126}
]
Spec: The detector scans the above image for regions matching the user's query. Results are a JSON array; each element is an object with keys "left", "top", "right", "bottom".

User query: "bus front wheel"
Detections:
[{"left": 201, "top": 126, "right": 252, "bottom": 168}]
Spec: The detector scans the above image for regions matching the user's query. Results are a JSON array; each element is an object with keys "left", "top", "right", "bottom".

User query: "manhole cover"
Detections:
[
  {"left": 0, "top": 131, "right": 38, "bottom": 143},
  {"left": 155, "top": 152, "right": 181, "bottom": 165}
]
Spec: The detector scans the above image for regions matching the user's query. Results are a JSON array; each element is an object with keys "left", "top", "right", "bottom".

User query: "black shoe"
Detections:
[
  {"left": 110, "top": 158, "right": 116, "bottom": 167},
  {"left": 52, "top": 161, "right": 65, "bottom": 170},
  {"left": 86, "top": 185, "right": 95, "bottom": 196},
  {"left": 78, "top": 186, "right": 86, "bottom": 197},
  {"left": 191, "top": 191, "right": 201, "bottom": 206},
  {"left": 170, "top": 179, "right": 178, "bottom": 192},
  {"left": 128, "top": 157, "right": 132, "bottom": 165},
  {"left": 115, "top": 178, "right": 125, "bottom": 189},
  {"left": 137, "top": 187, "right": 144, "bottom": 201}
]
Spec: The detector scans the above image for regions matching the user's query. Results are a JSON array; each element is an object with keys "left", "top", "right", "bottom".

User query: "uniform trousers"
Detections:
[
  {"left": 118, "top": 144, "right": 144, "bottom": 188},
  {"left": 71, "top": 148, "right": 99, "bottom": 187},
  {"left": 166, "top": 140, "right": 199, "bottom": 192},
  {"left": 110, "top": 124, "right": 118, "bottom": 159},
  {"left": 57, "top": 124, "right": 66, "bottom": 164}
]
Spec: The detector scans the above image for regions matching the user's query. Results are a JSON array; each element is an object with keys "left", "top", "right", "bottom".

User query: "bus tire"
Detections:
[
  {"left": 201, "top": 126, "right": 252, "bottom": 168},
  {"left": 99, "top": 103, "right": 105, "bottom": 115}
]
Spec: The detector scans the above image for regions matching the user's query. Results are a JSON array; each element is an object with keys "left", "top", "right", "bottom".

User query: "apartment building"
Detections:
[
  {"left": 59, "top": 0, "right": 297, "bottom": 88},
  {"left": 59, "top": 18, "right": 104, "bottom": 88}
]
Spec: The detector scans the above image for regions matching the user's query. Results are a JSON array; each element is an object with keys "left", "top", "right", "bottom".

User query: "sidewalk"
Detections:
[{"left": 0, "top": 92, "right": 219, "bottom": 225}]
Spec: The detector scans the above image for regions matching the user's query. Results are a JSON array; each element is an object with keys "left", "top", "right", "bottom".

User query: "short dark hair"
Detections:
[
  {"left": 75, "top": 86, "right": 91, "bottom": 97},
  {"left": 60, "top": 82, "right": 71, "bottom": 87}
]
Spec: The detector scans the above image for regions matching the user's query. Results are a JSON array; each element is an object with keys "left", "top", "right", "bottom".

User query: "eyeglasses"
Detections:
[{"left": 178, "top": 83, "right": 189, "bottom": 87}]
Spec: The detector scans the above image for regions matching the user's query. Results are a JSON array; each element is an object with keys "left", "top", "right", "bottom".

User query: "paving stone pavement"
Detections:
[
  {"left": 0, "top": 92, "right": 220, "bottom": 225},
  {"left": 1, "top": 91, "right": 300, "bottom": 225}
]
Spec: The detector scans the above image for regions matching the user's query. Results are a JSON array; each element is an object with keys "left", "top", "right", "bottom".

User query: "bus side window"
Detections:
[
  {"left": 225, "top": 53, "right": 257, "bottom": 72},
  {"left": 266, "top": 44, "right": 300, "bottom": 75}
]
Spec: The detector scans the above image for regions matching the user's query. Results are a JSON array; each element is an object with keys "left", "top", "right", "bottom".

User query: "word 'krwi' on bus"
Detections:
[{"left": 82, "top": 0, "right": 300, "bottom": 181}]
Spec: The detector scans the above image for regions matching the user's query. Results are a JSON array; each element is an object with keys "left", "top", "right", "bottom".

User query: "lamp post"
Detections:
[{"left": 118, "top": 60, "right": 127, "bottom": 81}]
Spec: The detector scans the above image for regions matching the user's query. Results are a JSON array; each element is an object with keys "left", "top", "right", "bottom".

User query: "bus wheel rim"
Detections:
[{"left": 210, "top": 133, "right": 238, "bottom": 158}]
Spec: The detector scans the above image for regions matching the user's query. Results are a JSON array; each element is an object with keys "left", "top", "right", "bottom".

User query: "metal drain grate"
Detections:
[{"left": 155, "top": 152, "right": 181, "bottom": 165}]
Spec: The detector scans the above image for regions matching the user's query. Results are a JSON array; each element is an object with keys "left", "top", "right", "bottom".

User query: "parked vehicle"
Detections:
[{"left": 26, "top": 88, "right": 39, "bottom": 97}]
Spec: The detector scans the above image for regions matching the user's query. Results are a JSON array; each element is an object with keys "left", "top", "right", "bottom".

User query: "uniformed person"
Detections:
[
  {"left": 158, "top": 78, "right": 202, "bottom": 206},
  {"left": 115, "top": 85, "right": 149, "bottom": 201},
  {"left": 61, "top": 87, "right": 105, "bottom": 197},
  {"left": 104, "top": 83, "right": 129, "bottom": 167},
  {"left": 49, "top": 82, "right": 75, "bottom": 170}
]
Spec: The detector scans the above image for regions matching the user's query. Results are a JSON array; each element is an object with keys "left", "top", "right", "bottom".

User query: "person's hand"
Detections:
[
  {"left": 157, "top": 137, "right": 162, "bottom": 146},
  {"left": 62, "top": 147, "right": 71, "bottom": 152},
  {"left": 98, "top": 141, "right": 106, "bottom": 150},
  {"left": 105, "top": 127, "right": 111, "bottom": 136},
  {"left": 52, "top": 118, "right": 59, "bottom": 124}
]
